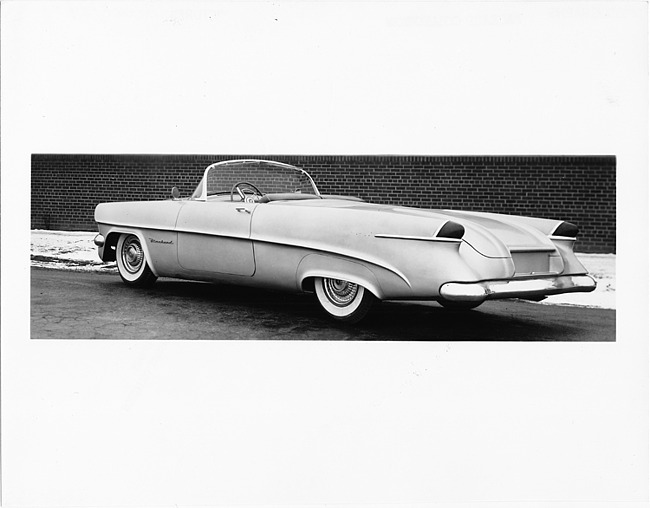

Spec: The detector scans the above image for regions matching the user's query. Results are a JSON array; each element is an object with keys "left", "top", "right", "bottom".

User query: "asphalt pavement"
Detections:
[{"left": 30, "top": 267, "right": 616, "bottom": 341}]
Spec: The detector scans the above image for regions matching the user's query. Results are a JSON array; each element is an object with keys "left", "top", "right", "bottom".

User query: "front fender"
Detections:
[{"left": 97, "top": 226, "right": 159, "bottom": 277}]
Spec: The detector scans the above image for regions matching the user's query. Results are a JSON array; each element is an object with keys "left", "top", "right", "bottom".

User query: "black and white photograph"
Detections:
[
  {"left": 2, "top": 1, "right": 648, "bottom": 507},
  {"left": 30, "top": 153, "right": 615, "bottom": 340}
]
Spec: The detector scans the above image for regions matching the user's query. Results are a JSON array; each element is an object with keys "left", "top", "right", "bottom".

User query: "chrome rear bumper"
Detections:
[{"left": 440, "top": 275, "right": 597, "bottom": 303}]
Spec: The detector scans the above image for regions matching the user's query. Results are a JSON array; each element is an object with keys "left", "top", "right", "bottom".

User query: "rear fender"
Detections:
[
  {"left": 551, "top": 238, "right": 590, "bottom": 275},
  {"left": 297, "top": 254, "right": 383, "bottom": 299}
]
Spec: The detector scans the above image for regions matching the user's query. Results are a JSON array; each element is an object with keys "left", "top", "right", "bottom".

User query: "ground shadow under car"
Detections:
[{"left": 129, "top": 278, "right": 615, "bottom": 342}]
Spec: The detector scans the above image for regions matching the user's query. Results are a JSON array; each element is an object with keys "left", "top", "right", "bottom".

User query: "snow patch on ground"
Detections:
[
  {"left": 537, "top": 253, "right": 615, "bottom": 310},
  {"left": 30, "top": 230, "right": 615, "bottom": 309},
  {"left": 30, "top": 230, "right": 117, "bottom": 272}
]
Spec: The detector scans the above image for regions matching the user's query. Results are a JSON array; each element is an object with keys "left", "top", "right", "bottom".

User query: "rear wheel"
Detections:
[
  {"left": 116, "top": 234, "right": 157, "bottom": 286},
  {"left": 314, "top": 277, "right": 375, "bottom": 323}
]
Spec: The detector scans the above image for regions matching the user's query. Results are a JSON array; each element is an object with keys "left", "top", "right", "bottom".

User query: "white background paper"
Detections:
[{"left": 1, "top": 1, "right": 648, "bottom": 507}]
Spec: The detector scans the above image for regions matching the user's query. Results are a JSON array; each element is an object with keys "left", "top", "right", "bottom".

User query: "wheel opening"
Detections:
[
  {"left": 301, "top": 277, "right": 316, "bottom": 293},
  {"left": 102, "top": 233, "right": 120, "bottom": 262}
]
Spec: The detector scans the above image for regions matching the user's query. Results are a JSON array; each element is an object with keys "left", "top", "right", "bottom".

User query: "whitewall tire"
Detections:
[
  {"left": 314, "top": 277, "right": 375, "bottom": 323},
  {"left": 116, "top": 234, "right": 157, "bottom": 287}
]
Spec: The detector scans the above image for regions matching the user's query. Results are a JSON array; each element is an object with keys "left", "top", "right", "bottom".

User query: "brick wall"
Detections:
[{"left": 31, "top": 154, "right": 616, "bottom": 253}]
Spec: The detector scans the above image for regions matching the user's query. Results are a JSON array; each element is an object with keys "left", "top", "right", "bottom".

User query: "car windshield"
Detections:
[{"left": 191, "top": 160, "right": 320, "bottom": 200}]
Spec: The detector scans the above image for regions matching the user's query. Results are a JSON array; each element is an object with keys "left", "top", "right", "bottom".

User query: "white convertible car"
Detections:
[{"left": 94, "top": 159, "right": 596, "bottom": 322}]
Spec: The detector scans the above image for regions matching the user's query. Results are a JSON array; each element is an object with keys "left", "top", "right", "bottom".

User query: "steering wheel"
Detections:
[{"left": 230, "top": 182, "right": 263, "bottom": 203}]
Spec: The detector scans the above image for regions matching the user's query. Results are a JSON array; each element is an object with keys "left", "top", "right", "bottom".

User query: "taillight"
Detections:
[
  {"left": 436, "top": 221, "right": 465, "bottom": 239},
  {"left": 552, "top": 221, "right": 579, "bottom": 238}
]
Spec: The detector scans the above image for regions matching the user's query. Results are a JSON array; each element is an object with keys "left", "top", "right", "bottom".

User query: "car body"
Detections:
[{"left": 94, "top": 159, "right": 596, "bottom": 322}]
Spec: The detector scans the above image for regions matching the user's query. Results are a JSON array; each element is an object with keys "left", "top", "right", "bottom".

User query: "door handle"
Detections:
[{"left": 235, "top": 207, "right": 251, "bottom": 214}]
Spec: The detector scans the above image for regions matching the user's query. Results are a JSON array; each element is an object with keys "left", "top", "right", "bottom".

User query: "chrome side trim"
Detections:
[
  {"left": 549, "top": 235, "right": 577, "bottom": 241},
  {"left": 374, "top": 233, "right": 462, "bottom": 243},
  {"left": 99, "top": 220, "right": 252, "bottom": 240}
]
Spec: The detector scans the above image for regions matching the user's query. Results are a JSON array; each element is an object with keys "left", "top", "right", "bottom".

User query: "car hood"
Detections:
[{"left": 284, "top": 199, "right": 560, "bottom": 258}]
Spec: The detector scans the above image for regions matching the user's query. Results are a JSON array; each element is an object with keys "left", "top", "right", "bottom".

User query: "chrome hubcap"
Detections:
[
  {"left": 323, "top": 279, "right": 358, "bottom": 307},
  {"left": 121, "top": 237, "right": 144, "bottom": 274}
]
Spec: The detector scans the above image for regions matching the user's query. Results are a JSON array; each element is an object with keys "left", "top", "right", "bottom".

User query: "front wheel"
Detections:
[
  {"left": 116, "top": 234, "right": 157, "bottom": 286},
  {"left": 314, "top": 277, "right": 376, "bottom": 323}
]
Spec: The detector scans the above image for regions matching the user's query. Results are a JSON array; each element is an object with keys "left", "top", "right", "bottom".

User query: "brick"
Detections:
[{"left": 31, "top": 154, "right": 616, "bottom": 253}]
